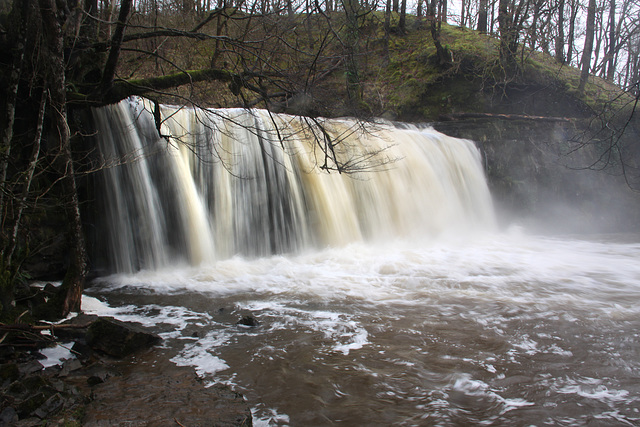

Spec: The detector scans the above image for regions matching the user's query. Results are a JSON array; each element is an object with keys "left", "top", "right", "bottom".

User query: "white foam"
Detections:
[
  {"left": 170, "top": 331, "right": 232, "bottom": 376},
  {"left": 90, "top": 235, "right": 640, "bottom": 322},
  {"left": 450, "top": 373, "right": 535, "bottom": 414},
  {"left": 333, "top": 327, "right": 369, "bottom": 355},
  {"left": 251, "top": 407, "right": 290, "bottom": 426},
  {"left": 558, "top": 384, "right": 630, "bottom": 402},
  {"left": 40, "top": 343, "right": 75, "bottom": 368},
  {"left": 81, "top": 295, "right": 122, "bottom": 315}
]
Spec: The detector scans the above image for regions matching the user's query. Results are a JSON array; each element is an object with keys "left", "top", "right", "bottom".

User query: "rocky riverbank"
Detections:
[{"left": 0, "top": 314, "right": 252, "bottom": 426}]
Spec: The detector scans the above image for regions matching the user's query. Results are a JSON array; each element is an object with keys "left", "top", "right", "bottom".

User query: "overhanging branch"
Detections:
[{"left": 102, "top": 68, "right": 241, "bottom": 105}]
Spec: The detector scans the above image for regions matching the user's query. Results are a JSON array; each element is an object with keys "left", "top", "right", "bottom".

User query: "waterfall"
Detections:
[{"left": 92, "top": 97, "right": 495, "bottom": 273}]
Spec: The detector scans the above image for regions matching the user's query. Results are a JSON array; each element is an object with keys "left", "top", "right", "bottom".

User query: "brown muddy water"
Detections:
[{"left": 83, "top": 233, "right": 640, "bottom": 426}]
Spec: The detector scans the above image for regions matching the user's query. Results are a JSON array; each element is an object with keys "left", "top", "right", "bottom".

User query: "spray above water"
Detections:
[{"left": 93, "top": 97, "right": 495, "bottom": 273}]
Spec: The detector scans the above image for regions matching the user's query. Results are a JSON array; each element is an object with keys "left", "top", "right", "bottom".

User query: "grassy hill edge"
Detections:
[{"left": 118, "top": 12, "right": 634, "bottom": 124}]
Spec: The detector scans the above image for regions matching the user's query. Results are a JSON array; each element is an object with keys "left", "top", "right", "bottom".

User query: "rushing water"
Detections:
[
  {"left": 85, "top": 233, "right": 640, "bottom": 426},
  {"left": 86, "top": 99, "right": 640, "bottom": 425}
]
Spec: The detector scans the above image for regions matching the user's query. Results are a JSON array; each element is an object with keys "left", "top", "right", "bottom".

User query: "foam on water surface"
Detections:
[{"left": 87, "top": 233, "right": 640, "bottom": 426}]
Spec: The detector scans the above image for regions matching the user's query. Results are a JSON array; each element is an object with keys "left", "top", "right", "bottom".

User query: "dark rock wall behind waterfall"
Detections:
[{"left": 433, "top": 118, "right": 640, "bottom": 234}]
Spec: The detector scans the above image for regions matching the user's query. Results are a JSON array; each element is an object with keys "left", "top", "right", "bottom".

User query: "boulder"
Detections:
[
  {"left": 236, "top": 314, "right": 260, "bottom": 327},
  {"left": 85, "top": 317, "right": 161, "bottom": 358}
]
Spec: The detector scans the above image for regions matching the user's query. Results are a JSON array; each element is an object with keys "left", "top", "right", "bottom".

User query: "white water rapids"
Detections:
[{"left": 86, "top": 98, "right": 640, "bottom": 425}]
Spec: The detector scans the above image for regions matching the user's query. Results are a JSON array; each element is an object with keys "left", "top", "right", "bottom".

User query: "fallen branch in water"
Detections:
[{"left": 0, "top": 321, "right": 87, "bottom": 347}]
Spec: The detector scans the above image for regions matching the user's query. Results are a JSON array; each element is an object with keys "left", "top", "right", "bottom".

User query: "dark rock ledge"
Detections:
[{"left": 0, "top": 314, "right": 252, "bottom": 426}]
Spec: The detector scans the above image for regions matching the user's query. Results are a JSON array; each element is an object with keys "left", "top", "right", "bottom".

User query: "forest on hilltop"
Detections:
[{"left": 0, "top": 0, "right": 639, "bottom": 320}]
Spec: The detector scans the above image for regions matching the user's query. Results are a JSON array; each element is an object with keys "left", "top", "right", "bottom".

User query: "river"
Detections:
[
  {"left": 84, "top": 231, "right": 640, "bottom": 426},
  {"left": 86, "top": 99, "right": 640, "bottom": 425}
]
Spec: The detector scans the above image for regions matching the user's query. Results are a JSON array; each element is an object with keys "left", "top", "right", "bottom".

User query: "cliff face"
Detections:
[{"left": 433, "top": 117, "right": 640, "bottom": 234}]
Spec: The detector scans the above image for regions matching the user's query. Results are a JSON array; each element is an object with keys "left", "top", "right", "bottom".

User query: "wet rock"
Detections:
[
  {"left": 62, "top": 313, "right": 100, "bottom": 328},
  {"left": 86, "top": 317, "right": 161, "bottom": 358},
  {"left": 0, "top": 363, "right": 19, "bottom": 387},
  {"left": 237, "top": 315, "right": 260, "bottom": 327},
  {"left": 8, "top": 375, "right": 48, "bottom": 400},
  {"left": 70, "top": 340, "right": 93, "bottom": 361},
  {"left": 1, "top": 315, "right": 254, "bottom": 426},
  {"left": 83, "top": 353, "right": 253, "bottom": 426},
  {"left": 84, "top": 365, "right": 117, "bottom": 387},
  {"left": 59, "top": 359, "right": 83, "bottom": 377},
  {"left": 15, "top": 381, "right": 58, "bottom": 418},
  {"left": 86, "top": 374, "right": 105, "bottom": 387},
  {"left": 32, "top": 392, "right": 65, "bottom": 419},
  {"left": 14, "top": 417, "right": 43, "bottom": 426},
  {"left": 1, "top": 357, "right": 88, "bottom": 425},
  {"left": 0, "top": 346, "right": 16, "bottom": 363},
  {"left": 55, "top": 313, "right": 100, "bottom": 341},
  {"left": 17, "top": 361, "right": 43, "bottom": 376},
  {"left": 0, "top": 406, "right": 18, "bottom": 425}
]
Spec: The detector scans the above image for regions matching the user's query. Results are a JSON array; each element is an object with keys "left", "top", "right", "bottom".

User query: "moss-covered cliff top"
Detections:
[
  {"left": 360, "top": 20, "right": 629, "bottom": 122},
  {"left": 117, "top": 11, "right": 632, "bottom": 124}
]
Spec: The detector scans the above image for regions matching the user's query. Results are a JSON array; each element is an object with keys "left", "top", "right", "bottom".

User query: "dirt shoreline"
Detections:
[{"left": 0, "top": 316, "right": 253, "bottom": 426}]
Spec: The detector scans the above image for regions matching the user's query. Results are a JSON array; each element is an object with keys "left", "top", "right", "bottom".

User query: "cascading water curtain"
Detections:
[{"left": 92, "top": 97, "right": 495, "bottom": 274}]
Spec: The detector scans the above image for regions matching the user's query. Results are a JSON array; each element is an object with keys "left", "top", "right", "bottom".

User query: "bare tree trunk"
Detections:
[
  {"left": 0, "top": 0, "right": 30, "bottom": 231},
  {"left": 100, "top": 0, "right": 133, "bottom": 98},
  {"left": 498, "top": 0, "right": 517, "bottom": 68},
  {"left": 477, "top": 0, "right": 488, "bottom": 33},
  {"left": 566, "top": 0, "right": 578, "bottom": 64},
  {"left": 5, "top": 89, "right": 46, "bottom": 266},
  {"left": 592, "top": 5, "right": 605, "bottom": 75},
  {"left": 490, "top": 0, "right": 496, "bottom": 34},
  {"left": 384, "top": 0, "right": 391, "bottom": 61},
  {"left": 343, "top": 0, "right": 362, "bottom": 104},
  {"left": 106, "top": 0, "right": 115, "bottom": 40},
  {"left": 428, "top": 0, "right": 448, "bottom": 63},
  {"left": 39, "top": 0, "right": 89, "bottom": 317},
  {"left": 578, "top": 0, "right": 597, "bottom": 92},
  {"left": 612, "top": 0, "right": 632, "bottom": 85},
  {"left": 606, "top": 0, "right": 616, "bottom": 80},
  {"left": 555, "top": 0, "right": 565, "bottom": 63},
  {"left": 399, "top": 0, "right": 407, "bottom": 33},
  {"left": 528, "top": 0, "right": 542, "bottom": 50}
]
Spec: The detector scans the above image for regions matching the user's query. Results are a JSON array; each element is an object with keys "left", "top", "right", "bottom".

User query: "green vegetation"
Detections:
[{"left": 112, "top": 9, "right": 630, "bottom": 123}]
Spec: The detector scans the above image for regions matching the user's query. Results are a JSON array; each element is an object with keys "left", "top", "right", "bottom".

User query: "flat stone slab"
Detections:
[
  {"left": 86, "top": 317, "right": 162, "bottom": 358},
  {"left": 82, "top": 350, "right": 252, "bottom": 426}
]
